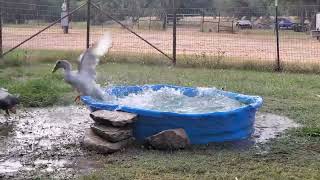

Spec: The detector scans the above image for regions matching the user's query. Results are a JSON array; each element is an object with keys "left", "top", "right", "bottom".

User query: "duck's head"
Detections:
[{"left": 52, "top": 60, "right": 71, "bottom": 73}]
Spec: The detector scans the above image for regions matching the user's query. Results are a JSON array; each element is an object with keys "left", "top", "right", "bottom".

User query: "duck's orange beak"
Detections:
[{"left": 52, "top": 65, "right": 59, "bottom": 73}]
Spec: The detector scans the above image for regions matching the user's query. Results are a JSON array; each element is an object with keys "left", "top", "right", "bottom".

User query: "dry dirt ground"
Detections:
[{"left": 3, "top": 25, "right": 320, "bottom": 63}]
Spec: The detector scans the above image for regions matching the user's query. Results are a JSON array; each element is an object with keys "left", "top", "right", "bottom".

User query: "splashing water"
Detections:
[{"left": 105, "top": 87, "right": 245, "bottom": 114}]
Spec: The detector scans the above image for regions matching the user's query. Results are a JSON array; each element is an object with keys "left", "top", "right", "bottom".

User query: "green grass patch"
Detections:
[
  {"left": 7, "top": 74, "right": 72, "bottom": 107},
  {"left": 82, "top": 150, "right": 320, "bottom": 180},
  {"left": 1, "top": 53, "right": 320, "bottom": 179},
  {"left": 0, "top": 50, "right": 29, "bottom": 68},
  {"left": 0, "top": 63, "right": 73, "bottom": 107},
  {"left": 136, "top": 20, "right": 165, "bottom": 30},
  {"left": 0, "top": 49, "right": 81, "bottom": 68},
  {"left": 1, "top": 49, "right": 320, "bottom": 73},
  {"left": 296, "top": 127, "right": 320, "bottom": 137}
]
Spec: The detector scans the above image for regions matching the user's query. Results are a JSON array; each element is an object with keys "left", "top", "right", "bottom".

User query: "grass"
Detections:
[
  {"left": 0, "top": 64, "right": 73, "bottom": 107},
  {"left": 81, "top": 150, "right": 320, "bottom": 180},
  {"left": 2, "top": 49, "right": 320, "bottom": 74},
  {"left": 0, "top": 52, "right": 320, "bottom": 179},
  {"left": 8, "top": 74, "right": 72, "bottom": 107},
  {"left": 88, "top": 63, "right": 320, "bottom": 180},
  {"left": 136, "top": 20, "right": 165, "bottom": 30}
]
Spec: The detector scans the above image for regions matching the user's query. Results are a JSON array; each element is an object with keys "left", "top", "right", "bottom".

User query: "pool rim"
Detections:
[{"left": 80, "top": 84, "right": 263, "bottom": 117}]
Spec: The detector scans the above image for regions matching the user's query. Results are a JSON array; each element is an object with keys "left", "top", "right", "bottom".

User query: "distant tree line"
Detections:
[{"left": 1, "top": 0, "right": 320, "bottom": 24}]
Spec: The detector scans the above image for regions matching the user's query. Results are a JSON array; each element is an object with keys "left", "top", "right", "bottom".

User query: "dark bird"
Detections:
[{"left": 0, "top": 88, "right": 20, "bottom": 116}]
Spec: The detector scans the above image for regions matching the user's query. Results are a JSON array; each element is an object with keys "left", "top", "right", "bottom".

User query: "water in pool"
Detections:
[{"left": 105, "top": 87, "right": 245, "bottom": 114}]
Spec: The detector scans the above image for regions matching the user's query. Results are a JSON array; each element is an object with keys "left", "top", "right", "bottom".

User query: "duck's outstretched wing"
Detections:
[
  {"left": 0, "top": 88, "right": 9, "bottom": 99},
  {"left": 78, "top": 33, "right": 112, "bottom": 80},
  {"left": 0, "top": 88, "right": 8, "bottom": 92}
]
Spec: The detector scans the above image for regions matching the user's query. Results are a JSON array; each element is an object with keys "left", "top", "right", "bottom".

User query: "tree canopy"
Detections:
[{"left": 1, "top": 0, "right": 320, "bottom": 23}]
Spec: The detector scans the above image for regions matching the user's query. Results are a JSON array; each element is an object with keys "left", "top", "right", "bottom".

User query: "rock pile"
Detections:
[{"left": 82, "top": 110, "right": 137, "bottom": 154}]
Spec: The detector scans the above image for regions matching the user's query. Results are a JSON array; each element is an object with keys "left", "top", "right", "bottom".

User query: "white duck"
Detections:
[{"left": 52, "top": 33, "right": 112, "bottom": 102}]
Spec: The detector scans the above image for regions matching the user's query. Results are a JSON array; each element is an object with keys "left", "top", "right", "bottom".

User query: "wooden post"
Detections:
[
  {"left": 232, "top": 20, "right": 234, "bottom": 33},
  {"left": 162, "top": 12, "right": 167, "bottom": 30},
  {"left": 275, "top": 2, "right": 281, "bottom": 71},
  {"left": 172, "top": 0, "right": 177, "bottom": 65},
  {"left": 201, "top": 11, "right": 205, "bottom": 32},
  {"left": 86, "top": 0, "right": 91, "bottom": 49},
  {"left": 61, "top": 0, "right": 69, "bottom": 34},
  {"left": 67, "top": 0, "right": 70, "bottom": 24},
  {"left": 0, "top": 13, "right": 2, "bottom": 57},
  {"left": 218, "top": 11, "right": 221, "bottom": 33},
  {"left": 149, "top": 16, "right": 151, "bottom": 30},
  {"left": 36, "top": 2, "right": 40, "bottom": 26}
]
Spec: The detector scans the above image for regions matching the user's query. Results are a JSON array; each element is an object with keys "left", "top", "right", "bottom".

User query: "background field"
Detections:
[{"left": 3, "top": 25, "right": 320, "bottom": 64}]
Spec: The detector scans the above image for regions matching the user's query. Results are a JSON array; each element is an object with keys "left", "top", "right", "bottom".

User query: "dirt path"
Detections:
[{"left": 0, "top": 106, "right": 299, "bottom": 179}]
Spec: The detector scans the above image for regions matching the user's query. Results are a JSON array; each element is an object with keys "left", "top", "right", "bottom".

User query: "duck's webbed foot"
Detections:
[
  {"left": 5, "top": 109, "right": 10, "bottom": 116},
  {"left": 74, "top": 95, "right": 80, "bottom": 102},
  {"left": 74, "top": 95, "right": 83, "bottom": 105}
]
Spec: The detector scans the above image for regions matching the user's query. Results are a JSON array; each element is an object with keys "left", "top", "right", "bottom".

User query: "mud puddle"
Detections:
[
  {"left": 0, "top": 106, "right": 104, "bottom": 180},
  {"left": 0, "top": 106, "right": 300, "bottom": 179},
  {"left": 253, "top": 113, "right": 300, "bottom": 143}
]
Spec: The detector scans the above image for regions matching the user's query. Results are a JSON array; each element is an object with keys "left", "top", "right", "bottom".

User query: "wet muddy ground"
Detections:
[
  {"left": 0, "top": 106, "right": 299, "bottom": 179},
  {"left": 0, "top": 106, "right": 105, "bottom": 180}
]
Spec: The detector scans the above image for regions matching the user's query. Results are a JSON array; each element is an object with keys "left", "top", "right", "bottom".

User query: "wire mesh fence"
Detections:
[
  {"left": 0, "top": 0, "right": 88, "bottom": 53},
  {"left": 1, "top": 1, "right": 320, "bottom": 72}
]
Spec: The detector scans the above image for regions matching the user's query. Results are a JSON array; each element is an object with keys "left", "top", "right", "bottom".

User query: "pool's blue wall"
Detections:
[{"left": 81, "top": 84, "right": 263, "bottom": 144}]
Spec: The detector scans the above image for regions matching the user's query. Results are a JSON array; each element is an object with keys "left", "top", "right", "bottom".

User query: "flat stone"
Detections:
[
  {"left": 146, "top": 128, "right": 191, "bottom": 150},
  {"left": 82, "top": 129, "right": 133, "bottom": 154},
  {"left": 91, "top": 123, "right": 132, "bottom": 142},
  {"left": 90, "top": 110, "right": 137, "bottom": 127}
]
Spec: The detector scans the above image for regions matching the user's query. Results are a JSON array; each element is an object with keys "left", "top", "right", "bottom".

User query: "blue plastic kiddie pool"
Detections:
[{"left": 81, "top": 84, "right": 263, "bottom": 144}]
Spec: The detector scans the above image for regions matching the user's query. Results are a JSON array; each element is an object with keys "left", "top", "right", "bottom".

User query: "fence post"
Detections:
[
  {"left": 86, "top": 0, "right": 91, "bottom": 49},
  {"left": 162, "top": 12, "right": 167, "bottom": 30},
  {"left": 231, "top": 20, "right": 234, "bottom": 33},
  {"left": 0, "top": 13, "right": 2, "bottom": 58},
  {"left": 62, "top": 0, "right": 69, "bottom": 34},
  {"left": 218, "top": 11, "right": 221, "bottom": 33},
  {"left": 36, "top": 4, "right": 39, "bottom": 25},
  {"left": 275, "top": 2, "right": 281, "bottom": 71},
  {"left": 172, "top": 0, "right": 177, "bottom": 65},
  {"left": 201, "top": 11, "right": 205, "bottom": 32}
]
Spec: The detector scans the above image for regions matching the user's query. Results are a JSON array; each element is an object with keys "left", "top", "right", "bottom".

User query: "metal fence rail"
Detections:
[{"left": 1, "top": 1, "right": 320, "bottom": 72}]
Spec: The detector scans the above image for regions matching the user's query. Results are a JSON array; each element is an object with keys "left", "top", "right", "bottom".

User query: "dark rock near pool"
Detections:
[
  {"left": 90, "top": 110, "right": 137, "bottom": 127},
  {"left": 91, "top": 123, "right": 132, "bottom": 142},
  {"left": 82, "top": 129, "right": 133, "bottom": 154},
  {"left": 146, "top": 128, "right": 191, "bottom": 150}
]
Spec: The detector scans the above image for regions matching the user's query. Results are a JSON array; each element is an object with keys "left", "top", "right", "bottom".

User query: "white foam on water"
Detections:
[
  {"left": 0, "top": 160, "right": 23, "bottom": 173},
  {"left": 105, "top": 87, "right": 245, "bottom": 114}
]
